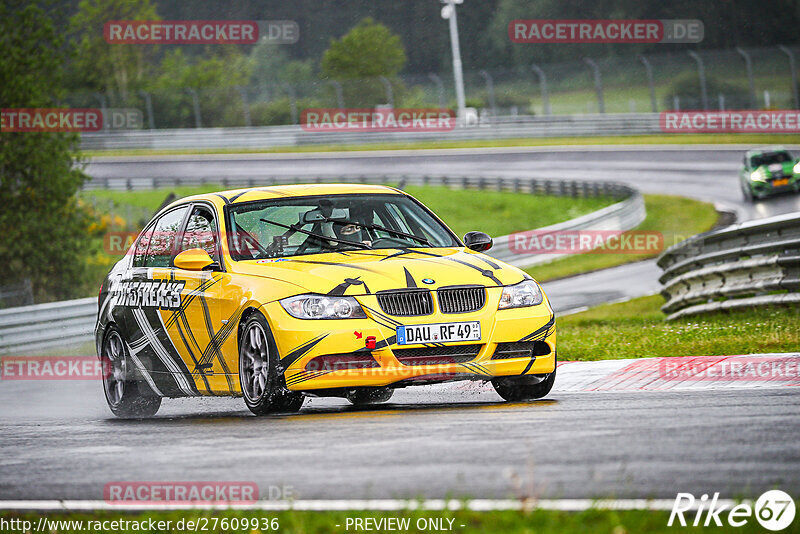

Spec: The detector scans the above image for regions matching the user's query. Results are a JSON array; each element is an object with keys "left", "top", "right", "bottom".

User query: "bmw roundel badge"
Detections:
[{"left": 422, "top": 278, "right": 435, "bottom": 284}]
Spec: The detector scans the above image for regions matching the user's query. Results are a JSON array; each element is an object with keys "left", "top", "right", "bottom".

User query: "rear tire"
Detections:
[
  {"left": 239, "top": 313, "right": 304, "bottom": 415},
  {"left": 346, "top": 387, "right": 393, "bottom": 405},
  {"left": 101, "top": 327, "right": 161, "bottom": 418},
  {"left": 492, "top": 361, "right": 556, "bottom": 401}
]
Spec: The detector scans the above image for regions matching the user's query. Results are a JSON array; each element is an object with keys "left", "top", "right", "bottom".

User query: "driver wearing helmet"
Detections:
[{"left": 333, "top": 204, "right": 373, "bottom": 247}]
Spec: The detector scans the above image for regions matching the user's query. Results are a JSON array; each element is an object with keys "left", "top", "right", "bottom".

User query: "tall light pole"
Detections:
[{"left": 441, "top": 0, "right": 466, "bottom": 123}]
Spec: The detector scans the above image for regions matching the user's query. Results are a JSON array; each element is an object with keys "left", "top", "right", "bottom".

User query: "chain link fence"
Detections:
[{"left": 64, "top": 45, "right": 800, "bottom": 130}]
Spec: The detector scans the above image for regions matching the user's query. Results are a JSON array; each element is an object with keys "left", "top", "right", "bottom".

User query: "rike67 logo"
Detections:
[{"left": 669, "top": 491, "right": 795, "bottom": 531}]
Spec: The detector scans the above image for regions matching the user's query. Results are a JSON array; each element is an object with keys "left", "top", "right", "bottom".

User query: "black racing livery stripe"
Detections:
[
  {"left": 280, "top": 333, "right": 329, "bottom": 368},
  {"left": 520, "top": 357, "right": 536, "bottom": 375},
  {"left": 287, "top": 259, "right": 379, "bottom": 273},
  {"left": 403, "top": 267, "right": 417, "bottom": 288},
  {"left": 327, "top": 277, "right": 371, "bottom": 296},
  {"left": 470, "top": 254, "right": 501, "bottom": 270},
  {"left": 518, "top": 314, "right": 555, "bottom": 342},
  {"left": 228, "top": 190, "right": 249, "bottom": 203},
  {"left": 164, "top": 275, "right": 220, "bottom": 330}
]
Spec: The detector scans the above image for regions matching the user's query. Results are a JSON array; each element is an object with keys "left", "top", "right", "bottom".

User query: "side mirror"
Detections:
[
  {"left": 464, "top": 231, "right": 493, "bottom": 252},
  {"left": 174, "top": 248, "right": 217, "bottom": 271}
]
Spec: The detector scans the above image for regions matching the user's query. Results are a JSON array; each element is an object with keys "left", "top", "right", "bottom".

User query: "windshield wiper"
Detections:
[
  {"left": 260, "top": 218, "right": 373, "bottom": 250},
  {"left": 331, "top": 219, "right": 431, "bottom": 246}
]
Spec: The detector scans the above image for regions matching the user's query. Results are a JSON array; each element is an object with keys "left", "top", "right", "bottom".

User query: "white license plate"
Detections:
[{"left": 396, "top": 321, "right": 481, "bottom": 345}]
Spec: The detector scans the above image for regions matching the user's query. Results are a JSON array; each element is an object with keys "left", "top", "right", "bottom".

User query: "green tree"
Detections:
[
  {"left": 0, "top": 0, "right": 92, "bottom": 302},
  {"left": 69, "top": 0, "right": 159, "bottom": 101},
  {"left": 321, "top": 18, "right": 406, "bottom": 80},
  {"left": 148, "top": 48, "right": 252, "bottom": 128},
  {"left": 320, "top": 18, "right": 407, "bottom": 108}
]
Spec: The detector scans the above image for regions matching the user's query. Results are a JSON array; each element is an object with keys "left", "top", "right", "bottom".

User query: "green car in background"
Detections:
[{"left": 739, "top": 147, "right": 800, "bottom": 202}]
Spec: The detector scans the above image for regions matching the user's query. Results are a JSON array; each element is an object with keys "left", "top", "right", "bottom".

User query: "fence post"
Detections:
[
  {"left": 778, "top": 46, "right": 800, "bottom": 109},
  {"left": 378, "top": 76, "right": 395, "bottom": 108},
  {"left": 237, "top": 86, "right": 251, "bottom": 127},
  {"left": 328, "top": 80, "right": 344, "bottom": 108},
  {"left": 478, "top": 70, "right": 497, "bottom": 117},
  {"left": 583, "top": 58, "right": 605, "bottom": 113},
  {"left": 138, "top": 91, "right": 156, "bottom": 130},
  {"left": 428, "top": 73, "right": 446, "bottom": 109},
  {"left": 186, "top": 88, "right": 202, "bottom": 128},
  {"left": 688, "top": 51, "right": 709, "bottom": 110},
  {"left": 530, "top": 63, "right": 551, "bottom": 116},
  {"left": 637, "top": 55, "right": 657, "bottom": 112},
  {"left": 736, "top": 47, "right": 757, "bottom": 109},
  {"left": 281, "top": 84, "right": 298, "bottom": 125}
]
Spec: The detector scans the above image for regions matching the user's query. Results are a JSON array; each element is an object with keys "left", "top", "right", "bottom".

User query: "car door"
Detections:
[
  {"left": 169, "top": 202, "right": 241, "bottom": 395},
  {"left": 119, "top": 204, "right": 199, "bottom": 398}
]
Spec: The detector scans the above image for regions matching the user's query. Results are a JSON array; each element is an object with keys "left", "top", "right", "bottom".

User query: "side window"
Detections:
[
  {"left": 143, "top": 206, "right": 188, "bottom": 268},
  {"left": 132, "top": 225, "right": 154, "bottom": 268},
  {"left": 180, "top": 206, "right": 219, "bottom": 261}
]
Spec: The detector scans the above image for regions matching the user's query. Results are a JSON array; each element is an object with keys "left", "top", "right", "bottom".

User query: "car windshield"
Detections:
[
  {"left": 226, "top": 193, "right": 460, "bottom": 260},
  {"left": 751, "top": 151, "right": 792, "bottom": 167}
]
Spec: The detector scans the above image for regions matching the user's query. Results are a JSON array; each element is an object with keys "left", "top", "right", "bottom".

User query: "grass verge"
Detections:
[
  {"left": 82, "top": 133, "right": 800, "bottom": 158},
  {"left": 0, "top": 508, "right": 779, "bottom": 534},
  {"left": 527, "top": 194, "right": 720, "bottom": 282},
  {"left": 559, "top": 294, "right": 800, "bottom": 360}
]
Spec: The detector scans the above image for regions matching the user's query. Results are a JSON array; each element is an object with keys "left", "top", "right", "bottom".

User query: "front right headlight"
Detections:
[
  {"left": 750, "top": 169, "right": 767, "bottom": 182},
  {"left": 498, "top": 280, "right": 543, "bottom": 309},
  {"left": 280, "top": 294, "right": 366, "bottom": 319}
]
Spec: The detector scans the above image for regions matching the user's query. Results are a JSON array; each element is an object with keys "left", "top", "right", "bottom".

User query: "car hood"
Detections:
[
  {"left": 758, "top": 161, "right": 797, "bottom": 177},
  {"left": 230, "top": 248, "right": 528, "bottom": 296}
]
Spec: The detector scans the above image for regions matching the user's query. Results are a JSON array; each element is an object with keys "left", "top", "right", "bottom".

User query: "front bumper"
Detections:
[
  {"left": 749, "top": 175, "right": 800, "bottom": 197},
  {"left": 264, "top": 287, "right": 556, "bottom": 391}
]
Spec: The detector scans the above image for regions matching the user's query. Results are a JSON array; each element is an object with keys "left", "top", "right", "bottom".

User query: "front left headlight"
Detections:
[
  {"left": 498, "top": 280, "right": 543, "bottom": 309},
  {"left": 280, "top": 294, "right": 367, "bottom": 319},
  {"left": 793, "top": 162, "right": 800, "bottom": 175}
]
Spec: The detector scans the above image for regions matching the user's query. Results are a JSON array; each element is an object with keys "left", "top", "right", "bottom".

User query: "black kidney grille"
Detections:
[
  {"left": 437, "top": 286, "right": 486, "bottom": 314},
  {"left": 376, "top": 289, "right": 433, "bottom": 316}
]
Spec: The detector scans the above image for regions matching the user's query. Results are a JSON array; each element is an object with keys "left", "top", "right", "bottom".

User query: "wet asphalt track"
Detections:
[
  {"left": 1, "top": 145, "right": 798, "bottom": 501},
  {"left": 1, "top": 380, "right": 798, "bottom": 500}
]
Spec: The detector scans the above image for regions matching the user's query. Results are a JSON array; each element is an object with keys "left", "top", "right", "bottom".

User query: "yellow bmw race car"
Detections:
[{"left": 96, "top": 184, "right": 556, "bottom": 417}]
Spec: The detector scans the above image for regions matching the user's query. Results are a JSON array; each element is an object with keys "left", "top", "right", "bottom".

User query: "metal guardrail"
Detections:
[
  {"left": 657, "top": 212, "right": 800, "bottom": 320},
  {"left": 1, "top": 174, "right": 643, "bottom": 354},
  {"left": 81, "top": 113, "right": 663, "bottom": 151},
  {"left": 0, "top": 298, "right": 97, "bottom": 354}
]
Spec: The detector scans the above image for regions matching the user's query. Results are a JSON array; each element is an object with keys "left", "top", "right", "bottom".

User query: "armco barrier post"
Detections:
[
  {"left": 530, "top": 63, "right": 551, "bottom": 116},
  {"left": 583, "top": 58, "right": 605, "bottom": 114},
  {"left": 688, "top": 51, "right": 709, "bottom": 110}
]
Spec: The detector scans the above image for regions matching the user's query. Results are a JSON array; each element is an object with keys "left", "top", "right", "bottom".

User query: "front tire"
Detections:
[
  {"left": 741, "top": 182, "right": 754, "bottom": 203},
  {"left": 239, "top": 314, "right": 304, "bottom": 415},
  {"left": 101, "top": 327, "right": 161, "bottom": 418},
  {"left": 492, "top": 362, "right": 556, "bottom": 401}
]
